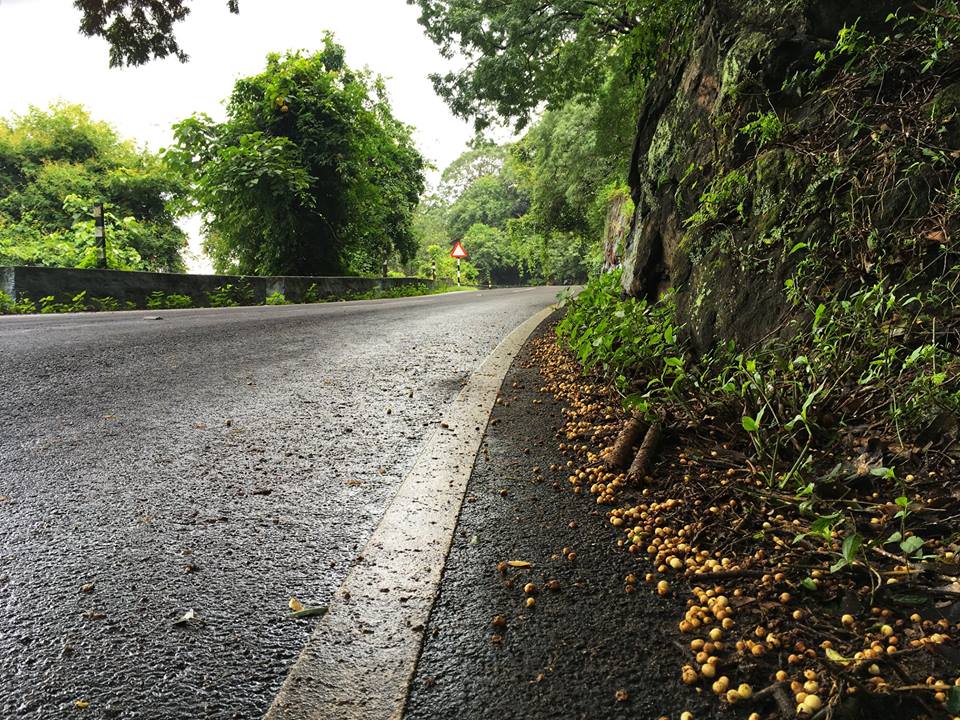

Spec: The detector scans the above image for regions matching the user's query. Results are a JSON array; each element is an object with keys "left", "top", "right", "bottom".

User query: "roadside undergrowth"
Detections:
[
  {"left": 534, "top": 317, "right": 960, "bottom": 719},
  {"left": 536, "top": 7, "right": 960, "bottom": 718}
]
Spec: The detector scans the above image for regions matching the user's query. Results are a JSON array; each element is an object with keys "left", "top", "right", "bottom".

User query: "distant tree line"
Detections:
[{"left": 0, "top": 36, "right": 424, "bottom": 278}]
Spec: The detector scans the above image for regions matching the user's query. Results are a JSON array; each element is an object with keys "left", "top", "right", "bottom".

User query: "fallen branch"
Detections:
[
  {"left": 771, "top": 683, "right": 795, "bottom": 718},
  {"left": 627, "top": 420, "right": 663, "bottom": 481},
  {"left": 604, "top": 415, "right": 648, "bottom": 470}
]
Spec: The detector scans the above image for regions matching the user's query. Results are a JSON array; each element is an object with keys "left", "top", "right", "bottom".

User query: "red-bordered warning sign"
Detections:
[{"left": 450, "top": 241, "right": 468, "bottom": 259}]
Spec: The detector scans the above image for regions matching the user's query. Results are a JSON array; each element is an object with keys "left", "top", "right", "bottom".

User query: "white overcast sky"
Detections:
[{"left": 0, "top": 0, "right": 478, "bottom": 271}]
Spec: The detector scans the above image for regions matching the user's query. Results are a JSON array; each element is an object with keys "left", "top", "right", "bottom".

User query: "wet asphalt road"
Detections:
[{"left": 0, "top": 287, "right": 560, "bottom": 719}]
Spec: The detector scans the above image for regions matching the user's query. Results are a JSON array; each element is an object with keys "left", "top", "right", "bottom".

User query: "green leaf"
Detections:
[
  {"left": 801, "top": 577, "right": 818, "bottom": 591},
  {"left": 900, "top": 536, "right": 925, "bottom": 555},
  {"left": 741, "top": 416, "right": 759, "bottom": 432},
  {"left": 623, "top": 394, "right": 649, "bottom": 414},
  {"left": 948, "top": 686, "right": 960, "bottom": 714},
  {"left": 813, "top": 303, "right": 826, "bottom": 330},
  {"left": 890, "top": 593, "right": 928, "bottom": 608},
  {"left": 809, "top": 513, "right": 840, "bottom": 540},
  {"left": 842, "top": 533, "right": 862, "bottom": 563},
  {"left": 830, "top": 557, "right": 849, "bottom": 573}
]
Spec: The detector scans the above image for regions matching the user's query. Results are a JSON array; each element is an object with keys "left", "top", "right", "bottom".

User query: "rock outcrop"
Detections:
[{"left": 621, "top": 0, "right": 917, "bottom": 353}]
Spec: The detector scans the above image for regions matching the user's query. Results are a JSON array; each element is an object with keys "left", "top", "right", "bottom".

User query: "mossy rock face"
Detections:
[
  {"left": 717, "top": 31, "right": 772, "bottom": 110},
  {"left": 926, "top": 82, "right": 960, "bottom": 121},
  {"left": 674, "top": 243, "right": 793, "bottom": 353},
  {"left": 620, "top": 0, "right": 907, "bottom": 353},
  {"left": 601, "top": 191, "right": 634, "bottom": 270}
]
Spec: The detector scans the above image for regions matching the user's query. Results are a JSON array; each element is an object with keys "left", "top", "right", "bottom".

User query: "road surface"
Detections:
[{"left": 0, "top": 287, "right": 561, "bottom": 719}]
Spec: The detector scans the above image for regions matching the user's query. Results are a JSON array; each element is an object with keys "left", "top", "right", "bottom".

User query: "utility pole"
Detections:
[{"left": 93, "top": 202, "right": 107, "bottom": 269}]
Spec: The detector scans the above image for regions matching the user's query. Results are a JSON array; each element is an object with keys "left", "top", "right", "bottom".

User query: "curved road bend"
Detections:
[{"left": 0, "top": 287, "right": 562, "bottom": 719}]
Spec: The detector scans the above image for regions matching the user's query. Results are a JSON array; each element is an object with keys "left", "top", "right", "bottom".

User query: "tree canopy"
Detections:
[
  {"left": 408, "top": 0, "right": 696, "bottom": 129},
  {"left": 0, "top": 104, "right": 187, "bottom": 271},
  {"left": 404, "top": 0, "right": 679, "bottom": 289},
  {"left": 73, "top": 0, "right": 239, "bottom": 66},
  {"left": 446, "top": 173, "right": 528, "bottom": 240},
  {"left": 167, "top": 37, "right": 425, "bottom": 277}
]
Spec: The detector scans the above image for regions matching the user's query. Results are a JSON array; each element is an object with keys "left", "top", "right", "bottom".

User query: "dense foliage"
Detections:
[
  {"left": 406, "top": 95, "right": 631, "bottom": 286},
  {"left": 0, "top": 104, "right": 187, "bottom": 271},
  {"left": 74, "top": 0, "right": 239, "bottom": 66},
  {"left": 167, "top": 38, "right": 425, "bottom": 276},
  {"left": 408, "top": 0, "right": 697, "bottom": 130},
  {"left": 408, "top": 0, "right": 665, "bottom": 287}
]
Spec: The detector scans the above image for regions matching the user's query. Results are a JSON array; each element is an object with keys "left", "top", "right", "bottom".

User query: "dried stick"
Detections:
[
  {"left": 627, "top": 420, "right": 663, "bottom": 481},
  {"left": 604, "top": 415, "right": 648, "bottom": 470}
]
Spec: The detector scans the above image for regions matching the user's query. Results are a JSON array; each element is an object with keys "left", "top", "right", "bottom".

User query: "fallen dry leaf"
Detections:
[{"left": 173, "top": 608, "right": 196, "bottom": 626}]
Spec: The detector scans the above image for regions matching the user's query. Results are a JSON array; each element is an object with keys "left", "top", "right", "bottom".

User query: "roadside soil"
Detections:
[{"left": 405, "top": 316, "right": 722, "bottom": 720}]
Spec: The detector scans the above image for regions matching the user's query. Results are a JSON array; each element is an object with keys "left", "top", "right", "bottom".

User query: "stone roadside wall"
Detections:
[{"left": 0, "top": 266, "right": 434, "bottom": 308}]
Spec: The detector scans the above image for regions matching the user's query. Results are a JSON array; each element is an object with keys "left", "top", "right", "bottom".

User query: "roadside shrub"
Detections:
[
  {"left": 147, "top": 291, "right": 192, "bottom": 310},
  {"left": 207, "top": 281, "right": 256, "bottom": 308},
  {"left": 265, "top": 291, "right": 289, "bottom": 305},
  {"left": 39, "top": 291, "right": 88, "bottom": 314},
  {"left": 0, "top": 291, "right": 15, "bottom": 314},
  {"left": 206, "top": 284, "right": 240, "bottom": 308},
  {"left": 164, "top": 294, "right": 192, "bottom": 309},
  {"left": 303, "top": 283, "right": 323, "bottom": 303},
  {"left": 14, "top": 296, "right": 36, "bottom": 314},
  {"left": 91, "top": 296, "right": 120, "bottom": 312}
]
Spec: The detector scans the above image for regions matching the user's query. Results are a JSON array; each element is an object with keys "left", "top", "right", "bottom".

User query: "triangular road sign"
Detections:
[{"left": 450, "top": 241, "right": 468, "bottom": 259}]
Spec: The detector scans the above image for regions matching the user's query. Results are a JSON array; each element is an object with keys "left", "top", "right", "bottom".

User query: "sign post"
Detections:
[
  {"left": 450, "top": 241, "right": 468, "bottom": 287},
  {"left": 93, "top": 202, "right": 107, "bottom": 269}
]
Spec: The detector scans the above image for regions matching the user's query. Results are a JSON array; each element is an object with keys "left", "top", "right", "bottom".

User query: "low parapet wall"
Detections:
[{"left": 0, "top": 266, "right": 433, "bottom": 307}]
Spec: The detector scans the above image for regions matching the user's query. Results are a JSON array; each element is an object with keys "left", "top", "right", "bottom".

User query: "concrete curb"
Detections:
[{"left": 264, "top": 303, "right": 558, "bottom": 720}]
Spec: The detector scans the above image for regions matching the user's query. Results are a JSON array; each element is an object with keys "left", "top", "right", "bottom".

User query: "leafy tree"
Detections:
[
  {"left": 436, "top": 140, "right": 510, "bottom": 204},
  {"left": 462, "top": 223, "right": 520, "bottom": 285},
  {"left": 1, "top": 194, "right": 154, "bottom": 270},
  {"left": 0, "top": 104, "right": 187, "bottom": 271},
  {"left": 409, "top": 0, "right": 697, "bottom": 129},
  {"left": 407, "top": 196, "right": 448, "bottom": 272},
  {"left": 167, "top": 38, "right": 425, "bottom": 276},
  {"left": 74, "top": 0, "right": 239, "bottom": 66},
  {"left": 513, "top": 99, "right": 630, "bottom": 240},
  {"left": 446, "top": 173, "right": 528, "bottom": 240}
]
